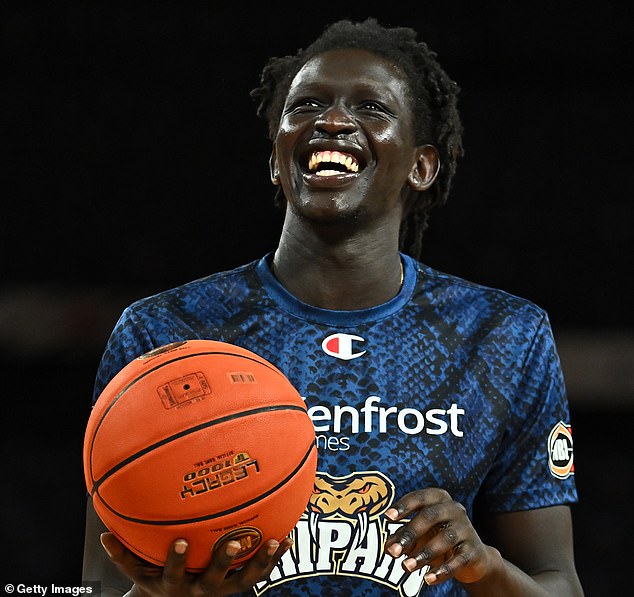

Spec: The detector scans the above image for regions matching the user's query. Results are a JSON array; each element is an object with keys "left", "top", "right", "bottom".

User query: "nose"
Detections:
[{"left": 314, "top": 102, "right": 357, "bottom": 136}]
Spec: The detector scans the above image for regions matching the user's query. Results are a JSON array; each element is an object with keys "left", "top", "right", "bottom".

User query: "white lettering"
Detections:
[
  {"left": 307, "top": 396, "right": 465, "bottom": 438},
  {"left": 17, "top": 586, "right": 48, "bottom": 596},
  {"left": 316, "top": 521, "right": 353, "bottom": 570},
  {"left": 448, "top": 403, "right": 465, "bottom": 437},
  {"left": 397, "top": 408, "right": 425, "bottom": 434},
  {"left": 379, "top": 406, "right": 398, "bottom": 432},
  {"left": 553, "top": 438, "right": 571, "bottom": 461},
  {"left": 254, "top": 517, "right": 427, "bottom": 596},
  {"left": 425, "top": 408, "right": 449, "bottom": 435},
  {"left": 360, "top": 396, "right": 380, "bottom": 430},
  {"left": 308, "top": 405, "right": 331, "bottom": 431},
  {"left": 333, "top": 405, "right": 359, "bottom": 433},
  {"left": 340, "top": 522, "right": 380, "bottom": 575},
  {"left": 315, "top": 434, "right": 350, "bottom": 451}
]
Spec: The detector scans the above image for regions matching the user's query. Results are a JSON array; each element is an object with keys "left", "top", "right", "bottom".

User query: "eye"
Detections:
[
  {"left": 358, "top": 482, "right": 374, "bottom": 494},
  {"left": 286, "top": 97, "right": 322, "bottom": 114},
  {"left": 359, "top": 100, "right": 383, "bottom": 111},
  {"left": 358, "top": 100, "right": 396, "bottom": 114}
]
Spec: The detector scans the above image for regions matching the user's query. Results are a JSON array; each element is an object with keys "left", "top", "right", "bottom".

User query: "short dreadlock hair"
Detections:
[{"left": 250, "top": 18, "right": 464, "bottom": 260}]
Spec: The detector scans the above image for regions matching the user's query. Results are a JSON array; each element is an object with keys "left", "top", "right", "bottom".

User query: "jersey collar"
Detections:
[{"left": 255, "top": 252, "right": 417, "bottom": 326}]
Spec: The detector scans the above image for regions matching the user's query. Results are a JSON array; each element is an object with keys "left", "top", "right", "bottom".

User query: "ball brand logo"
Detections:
[
  {"left": 548, "top": 421, "right": 574, "bottom": 479},
  {"left": 215, "top": 526, "right": 262, "bottom": 560},
  {"left": 322, "top": 333, "right": 366, "bottom": 360},
  {"left": 180, "top": 452, "right": 260, "bottom": 499}
]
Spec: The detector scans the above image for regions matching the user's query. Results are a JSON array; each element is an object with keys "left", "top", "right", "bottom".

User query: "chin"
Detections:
[{"left": 291, "top": 194, "right": 364, "bottom": 225}]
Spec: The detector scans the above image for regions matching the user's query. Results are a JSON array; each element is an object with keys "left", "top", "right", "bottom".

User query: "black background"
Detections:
[{"left": 1, "top": 2, "right": 632, "bottom": 594}]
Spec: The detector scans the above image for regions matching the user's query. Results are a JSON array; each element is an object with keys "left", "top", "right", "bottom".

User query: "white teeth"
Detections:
[{"left": 308, "top": 150, "right": 359, "bottom": 174}]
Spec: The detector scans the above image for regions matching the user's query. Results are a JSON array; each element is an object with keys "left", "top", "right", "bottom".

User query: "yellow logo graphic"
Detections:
[
  {"left": 309, "top": 471, "right": 394, "bottom": 549},
  {"left": 310, "top": 471, "right": 393, "bottom": 517}
]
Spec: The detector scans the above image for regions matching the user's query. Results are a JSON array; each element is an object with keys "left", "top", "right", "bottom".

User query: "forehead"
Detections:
[{"left": 288, "top": 48, "right": 410, "bottom": 99}]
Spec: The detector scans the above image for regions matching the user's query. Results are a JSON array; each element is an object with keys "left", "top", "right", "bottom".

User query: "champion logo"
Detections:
[{"left": 321, "top": 333, "right": 366, "bottom": 361}]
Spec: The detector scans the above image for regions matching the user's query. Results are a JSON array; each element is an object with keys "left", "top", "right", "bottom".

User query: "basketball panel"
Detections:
[
  {"left": 96, "top": 409, "right": 315, "bottom": 520},
  {"left": 93, "top": 444, "right": 317, "bottom": 572}
]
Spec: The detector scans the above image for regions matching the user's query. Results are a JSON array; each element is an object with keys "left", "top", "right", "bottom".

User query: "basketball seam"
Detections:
[
  {"left": 88, "top": 349, "right": 289, "bottom": 484},
  {"left": 94, "top": 438, "right": 316, "bottom": 525},
  {"left": 91, "top": 403, "right": 308, "bottom": 492}
]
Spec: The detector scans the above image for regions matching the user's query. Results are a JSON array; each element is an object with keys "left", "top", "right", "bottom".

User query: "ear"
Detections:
[
  {"left": 269, "top": 147, "right": 280, "bottom": 185},
  {"left": 407, "top": 145, "right": 440, "bottom": 191}
]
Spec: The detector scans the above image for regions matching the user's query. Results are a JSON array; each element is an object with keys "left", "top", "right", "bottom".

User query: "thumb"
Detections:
[{"left": 100, "top": 532, "right": 125, "bottom": 562}]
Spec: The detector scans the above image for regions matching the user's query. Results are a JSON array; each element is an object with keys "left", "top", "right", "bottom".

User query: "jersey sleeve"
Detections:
[
  {"left": 91, "top": 304, "right": 154, "bottom": 404},
  {"left": 480, "top": 312, "right": 578, "bottom": 512}
]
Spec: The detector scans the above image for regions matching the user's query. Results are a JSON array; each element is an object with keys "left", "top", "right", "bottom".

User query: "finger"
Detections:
[
  {"left": 423, "top": 544, "right": 470, "bottom": 586},
  {"left": 100, "top": 532, "right": 125, "bottom": 563},
  {"left": 196, "top": 540, "right": 242, "bottom": 592},
  {"left": 428, "top": 541, "right": 497, "bottom": 586},
  {"left": 385, "top": 488, "right": 452, "bottom": 521},
  {"left": 251, "top": 537, "right": 293, "bottom": 576},
  {"left": 385, "top": 500, "right": 463, "bottom": 558},
  {"left": 161, "top": 539, "right": 188, "bottom": 587},
  {"left": 401, "top": 522, "right": 462, "bottom": 572},
  {"left": 224, "top": 537, "right": 293, "bottom": 594},
  {"left": 100, "top": 532, "right": 162, "bottom": 580}
]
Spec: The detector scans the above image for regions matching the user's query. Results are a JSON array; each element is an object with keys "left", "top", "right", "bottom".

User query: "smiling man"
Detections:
[{"left": 83, "top": 18, "right": 584, "bottom": 597}]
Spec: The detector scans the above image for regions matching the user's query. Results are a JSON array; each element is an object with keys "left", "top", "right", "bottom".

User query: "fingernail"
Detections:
[
  {"left": 385, "top": 508, "right": 399, "bottom": 521},
  {"left": 267, "top": 541, "right": 279, "bottom": 556},
  {"left": 99, "top": 533, "right": 114, "bottom": 558},
  {"left": 387, "top": 542, "right": 402, "bottom": 557},
  {"left": 225, "top": 540, "right": 241, "bottom": 557},
  {"left": 174, "top": 540, "right": 188, "bottom": 555},
  {"left": 403, "top": 557, "right": 417, "bottom": 572},
  {"left": 424, "top": 572, "right": 438, "bottom": 584}
]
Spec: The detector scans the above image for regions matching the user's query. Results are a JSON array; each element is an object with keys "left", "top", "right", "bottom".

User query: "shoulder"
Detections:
[
  {"left": 125, "top": 259, "right": 262, "bottom": 320},
  {"left": 408, "top": 260, "right": 555, "bottom": 361},
  {"left": 412, "top": 260, "right": 548, "bottom": 329}
]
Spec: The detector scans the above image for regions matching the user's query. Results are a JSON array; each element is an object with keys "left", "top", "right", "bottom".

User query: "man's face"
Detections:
[{"left": 272, "top": 48, "right": 421, "bottom": 225}]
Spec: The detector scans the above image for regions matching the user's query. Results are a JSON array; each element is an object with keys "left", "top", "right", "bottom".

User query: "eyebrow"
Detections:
[{"left": 287, "top": 81, "right": 402, "bottom": 105}]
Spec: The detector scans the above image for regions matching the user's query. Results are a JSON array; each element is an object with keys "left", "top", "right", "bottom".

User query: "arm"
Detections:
[
  {"left": 465, "top": 505, "right": 583, "bottom": 596},
  {"left": 384, "top": 489, "right": 583, "bottom": 596}
]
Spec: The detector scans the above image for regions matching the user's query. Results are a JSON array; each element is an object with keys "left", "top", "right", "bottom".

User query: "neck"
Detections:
[{"left": 272, "top": 212, "right": 404, "bottom": 310}]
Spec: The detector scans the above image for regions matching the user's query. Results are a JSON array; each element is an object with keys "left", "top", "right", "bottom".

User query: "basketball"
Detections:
[{"left": 83, "top": 339, "right": 317, "bottom": 571}]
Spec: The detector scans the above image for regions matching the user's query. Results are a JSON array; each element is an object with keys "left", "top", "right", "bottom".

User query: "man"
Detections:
[{"left": 83, "top": 18, "right": 584, "bottom": 596}]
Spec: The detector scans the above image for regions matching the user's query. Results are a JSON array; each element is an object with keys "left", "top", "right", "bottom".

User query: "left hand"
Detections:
[{"left": 384, "top": 487, "right": 500, "bottom": 586}]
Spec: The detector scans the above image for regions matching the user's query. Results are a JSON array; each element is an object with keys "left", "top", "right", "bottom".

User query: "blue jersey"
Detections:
[{"left": 92, "top": 253, "right": 577, "bottom": 596}]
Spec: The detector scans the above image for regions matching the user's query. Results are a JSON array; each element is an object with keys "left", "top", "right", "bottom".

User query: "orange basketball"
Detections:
[{"left": 83, "top": 339, "right": 317, "bottom": 571}]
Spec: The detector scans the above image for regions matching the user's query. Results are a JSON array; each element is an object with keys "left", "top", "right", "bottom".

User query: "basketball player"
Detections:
[{"left": 83, "top": 18, "right": 584, "bottom": 597}]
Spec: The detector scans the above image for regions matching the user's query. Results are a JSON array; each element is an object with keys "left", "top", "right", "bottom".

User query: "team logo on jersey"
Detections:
[
  {"left": 321, "top": 333, "right": 366, "bottom": 360},
  {"left": 548, "top": 421, "right": 574, "bottom": 479},
  {"left": 309, "top": 471, "right": 394, "bottom": 549},
  {"left": 254, "top": 471, "right": 429, "bottom": 596}
]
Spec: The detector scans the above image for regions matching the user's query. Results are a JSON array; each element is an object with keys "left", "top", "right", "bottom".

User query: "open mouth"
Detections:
[{"left": 308, "top": 150, "right": 360, "bottom": 177}]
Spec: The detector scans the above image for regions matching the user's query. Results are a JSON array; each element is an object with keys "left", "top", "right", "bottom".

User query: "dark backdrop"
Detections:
[{"left": 1, "top": 2, "right": 632, "bottom": 595}]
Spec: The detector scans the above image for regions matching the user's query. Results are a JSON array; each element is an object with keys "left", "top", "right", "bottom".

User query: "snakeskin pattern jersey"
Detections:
[{"left": 92, "top": 253, "right": 578, "bottom": 596}]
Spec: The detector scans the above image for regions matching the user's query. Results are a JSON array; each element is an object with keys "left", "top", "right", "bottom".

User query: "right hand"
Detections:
[{"left": 100, "top": 532, "right": 292, "bottom": 597}]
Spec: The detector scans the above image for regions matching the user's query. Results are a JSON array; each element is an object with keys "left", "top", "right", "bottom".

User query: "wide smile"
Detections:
[
  {"left": 307, "top": 150, "right": 360, "bottom": 176},
  {"left": 300, "top": 147, "right": 366, "bottom": 189}
]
